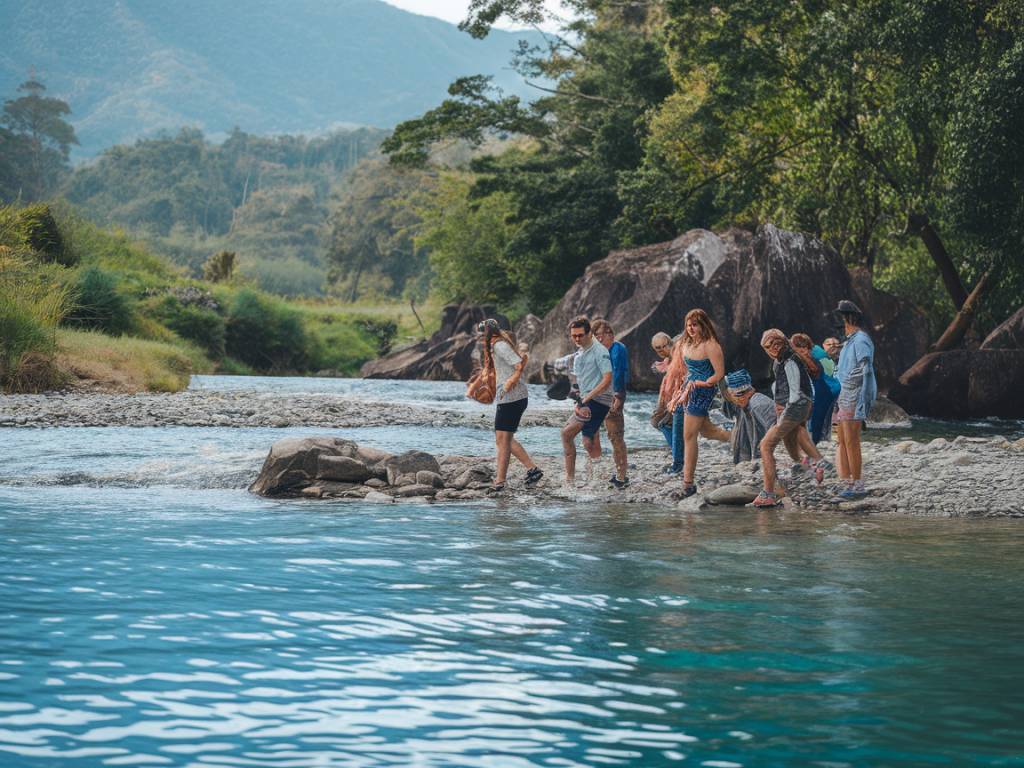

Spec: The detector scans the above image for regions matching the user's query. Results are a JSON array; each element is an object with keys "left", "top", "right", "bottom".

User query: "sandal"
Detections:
[
  {"left": 524, "top": 467, "right": 544, "bottom": 487},
  {"left": 488, "top": 482, "right": 506, "bottom": 494},
  {"left": 752, "top": 490, "right": 782, "bottom": 508},
  {"left": 679, "top": 483, "right": 698, "bottom": 499}
]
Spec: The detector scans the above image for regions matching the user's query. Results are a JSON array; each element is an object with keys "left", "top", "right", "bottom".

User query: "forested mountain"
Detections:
[
  {"left": 62, "top": 127, "right": 387, "bottom": 296},
  {"left": 0, "top": 0, "right": 542, "bottom": 157}
]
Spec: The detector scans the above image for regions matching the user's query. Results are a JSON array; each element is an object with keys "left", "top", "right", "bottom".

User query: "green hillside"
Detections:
[{"left": 0, "top": 0, "right": 543, "bottom": 157}]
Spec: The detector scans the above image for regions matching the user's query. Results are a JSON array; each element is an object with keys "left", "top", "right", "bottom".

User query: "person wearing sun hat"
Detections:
[{"left": 719, "top": 368, "right": 777, "bottom": 464}]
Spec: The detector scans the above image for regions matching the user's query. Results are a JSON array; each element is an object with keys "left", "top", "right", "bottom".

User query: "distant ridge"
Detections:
[{"left": 0, "top": 0, "right": 541, "bottom": 157}]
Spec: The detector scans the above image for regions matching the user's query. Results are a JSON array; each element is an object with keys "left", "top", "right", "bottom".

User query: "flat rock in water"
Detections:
[
  {"left": 393, "top": 484, "right": 438, "bottom": 498},
  {"left": 705, "top": 484, "right": 760, "bottom": 506},
  {"left": 249, "top": 437, "right": 358, "bottom": 496}
]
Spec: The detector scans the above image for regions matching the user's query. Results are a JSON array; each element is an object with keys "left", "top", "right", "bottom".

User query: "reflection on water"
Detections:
[{"left": 1, "top": 487, "right": 1022, "bottom": 766}]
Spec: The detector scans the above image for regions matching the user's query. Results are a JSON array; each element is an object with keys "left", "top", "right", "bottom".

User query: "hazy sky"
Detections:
[{"left": 383, "top": 0, "right": 568, "bottom": 31}]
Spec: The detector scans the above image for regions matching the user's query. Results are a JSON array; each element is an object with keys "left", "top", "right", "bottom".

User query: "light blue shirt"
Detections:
[
  {"left": 837, "top": 329, "right": 877, "bottom": 419},
  {"left": 573, "top": 341, "right": 613, "bottom": 405}
]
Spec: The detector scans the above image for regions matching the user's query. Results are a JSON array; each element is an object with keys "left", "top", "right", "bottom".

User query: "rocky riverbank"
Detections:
[
  {"left": 251, "top": 434, "right": 1024, "bottom": 518},
  {"left": 0, "top": 389, "right": 566, "bottom": 429}
]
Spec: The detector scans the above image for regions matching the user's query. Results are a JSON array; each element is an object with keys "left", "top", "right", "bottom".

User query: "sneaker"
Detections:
[
  {"left": 609, "top": 476, "right": 630, "bottom": 490},
  {"left": 662, "top": 465, "right": 683, "bottom": 476},
  {"left": 680, "top": 483, "right": 698, "bottom": 499},
  {"left": 836, "top": 486, "right": 868, "bottom": 501},
  {"left": 524, "top": 467, "right": 544, "bottom": 487}
]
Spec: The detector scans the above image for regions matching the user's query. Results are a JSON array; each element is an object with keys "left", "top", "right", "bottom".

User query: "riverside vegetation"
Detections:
[{"left": 0, "top": 202, "right": 433, "bottom": 393}]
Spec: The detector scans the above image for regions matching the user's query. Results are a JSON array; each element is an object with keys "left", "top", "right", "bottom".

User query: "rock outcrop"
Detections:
[
  {"left": 981, "top": 305, "right": 1024, "bottom": 350},
  {"left": 249, "top": 436, "right": 496, "bottom": 501},
  {"left": 888, "top": 350, "right": 1024, "bottom": 419},
  {"left": 522, "top": 224, "right": 927, "bottom": 390},
  {"left": 361, "top": 302, "right": 509, "bottom": 381}
]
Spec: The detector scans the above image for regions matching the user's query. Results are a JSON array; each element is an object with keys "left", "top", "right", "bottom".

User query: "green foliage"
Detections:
[
  {"left": 149, "top": 295, "right": 227, "bottom": 359},
  {"left": 414, "top": 173, "right": 519, "bottom": 306},
  {"left": 0, "top": 251, "right": 72, "bottom": 391},
  {"left": 383, "top": 9, "right": 675, "bottom": 311},
  {"left": 225, "top": 289, "right": 310, "bottom": 372},
  {"left": 0, "top": 79, "right": 77, "bottom": 202},
  {"left": 354, "top": 319, "right": 399, "bottom": 358},
  {"left": 64, "top": 266, "right": 134, "bottom": 336},
  {"left": 62, "top": 128, "right": 385, "bottom": 295},
  {"left": 202, "top": 250, "right": 236, "bottom": 282},
  {"left": 326, "top": 158, "right": 433, "bottom": 301}
]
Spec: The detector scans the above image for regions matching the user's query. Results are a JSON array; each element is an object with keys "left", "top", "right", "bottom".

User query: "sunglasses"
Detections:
[{"left": 570, "top": 332, "right": 587, "bottom": 340}]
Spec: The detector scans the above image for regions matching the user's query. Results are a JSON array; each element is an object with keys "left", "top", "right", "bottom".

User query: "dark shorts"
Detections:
[
  {"left": 685, "top": 382, "right": 716, "bottom": 417},
  {"left": 495, "top": 398, "right": 528, "bottom": 433},
  {"left": 574, "top": 400, "right": 611, "bottom": 438}
]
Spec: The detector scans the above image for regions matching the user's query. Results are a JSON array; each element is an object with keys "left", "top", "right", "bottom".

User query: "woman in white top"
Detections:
[{"left": 479, "top": 319, "right": 543, "bottom": 492}]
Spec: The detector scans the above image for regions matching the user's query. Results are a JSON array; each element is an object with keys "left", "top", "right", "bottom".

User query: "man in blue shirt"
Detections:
[
  {"left": 560, "top": 316, "right": 613, "bottom": 487},
  {"left": 832, "top": 300, "right": 877, "bottom": 501},
  {"left": 593, "top": 319, "right": 630, "bottom": 489}
]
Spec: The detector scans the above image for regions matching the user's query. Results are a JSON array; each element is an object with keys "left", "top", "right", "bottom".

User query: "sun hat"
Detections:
[{"left": 725, "top": 369, "right": 753, "bottom": 392}]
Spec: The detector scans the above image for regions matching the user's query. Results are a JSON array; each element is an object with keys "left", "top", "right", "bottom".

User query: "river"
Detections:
[{"left": 1, "top": 376, "right": 1022, "bottom": 766}]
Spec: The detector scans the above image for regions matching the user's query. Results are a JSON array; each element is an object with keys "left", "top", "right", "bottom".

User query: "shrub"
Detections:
[
  {"left": 225, "top": 288, "right": 309, "bottom": 371},
  {"left": 0, "top": 252, "right": 72, "bottom": 392},
  {"left": 151, "top": 295, "right": 226, "bottom": 358},
  {"left": 64, "top": 266, "right": 134, "bottom": 336},
  {"left": 202, "top": 250, "right": 237, "bottom": 282},
  {"left": 356, "top": 318, "right": 398, "bottom": 356},
  {"left": 0, "top": 203, "right": 76, "bottom": 266}
]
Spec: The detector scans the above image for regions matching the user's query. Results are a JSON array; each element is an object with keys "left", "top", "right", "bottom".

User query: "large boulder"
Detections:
[
  {"left": 523, "top": 224, "right": 928, "bottom": 390},
  {"left": 249, "top": 437, "right": 358, "bottom": 496},
  {"left": 888, "top": 350, "right": 1024, "bottom": 418},
  {"left": 361, "top": 302, "right": 509, "bottom": 380},
  {"left": 981, "top": 305, "right": 1024, "bottom": 350}
]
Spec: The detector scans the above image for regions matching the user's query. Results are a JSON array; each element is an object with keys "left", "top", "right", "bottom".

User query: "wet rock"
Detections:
[
  {"left": 393, "top": 484, "right": 439, "bottom": 498},
  {"left": 301, "top": 486, "right": 323, "bottom": 499},
  {"left": 867, "top": 397, "right": 912, "bottom": 428},
  {"left": 319, "top": 481, "right": 361, "bottom": 496},
  {"left": 364, "top": 490, "right": 394, "bottom": 503},
  {"left": 676, "top": 494, "right": 705, "bottom": 512},
  {"left": 384, "top": 450, "right": 442, "bottom": 486},
  {"left": 249, "top": 437, "right": 357, "bottom": 496},
  {"left": 416, "top": 470, "right": 444, "bottom": 488},
  {"left": 364, "top": 478, "right": 387, "bottom": 489},
  {"left": 704, "top": 484, "right": 759, "bottom": 506},
  {"left": 316, "top": 455, "right": 371, "bottom": 483},
  {"left": 356, "top": 446, "right": 392, "bottom": 465}
]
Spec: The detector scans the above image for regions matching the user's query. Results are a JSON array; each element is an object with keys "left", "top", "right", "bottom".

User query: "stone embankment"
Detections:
[{"left": 251, "top": 434, "right": 1024, "bottom": 518}]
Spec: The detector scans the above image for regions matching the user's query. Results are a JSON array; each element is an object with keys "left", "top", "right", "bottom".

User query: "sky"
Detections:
[{"left": 382, "top": 0, "right": 569, "bottom": 31}]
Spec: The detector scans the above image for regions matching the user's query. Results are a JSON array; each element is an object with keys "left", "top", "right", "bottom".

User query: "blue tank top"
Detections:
[{"left": 685, "top": 357, "right": 714, "bottom": 382}]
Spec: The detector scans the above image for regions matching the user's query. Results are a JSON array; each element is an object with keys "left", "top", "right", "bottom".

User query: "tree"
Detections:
[
  {"left": 0, "top": 79, "right": 77, "bottom": 201},
  {"left": 202, "top": 250, "right": 237, "bottom": 282}
]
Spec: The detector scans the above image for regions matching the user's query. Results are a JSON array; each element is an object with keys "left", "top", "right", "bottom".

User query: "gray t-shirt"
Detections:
[
  {"left": 493, "top": 340, "right": 527, "bottom": 404},
  {"left": 573, "top": 341, "right": 614, "bottom": 406}
]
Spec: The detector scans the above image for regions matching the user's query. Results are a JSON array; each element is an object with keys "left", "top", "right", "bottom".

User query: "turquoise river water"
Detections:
[{"left": 1, "top": 376, "right": 1022, "bottom": 767}]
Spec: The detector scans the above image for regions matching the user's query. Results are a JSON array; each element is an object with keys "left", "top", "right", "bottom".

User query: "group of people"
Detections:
[{"left": 473, "top": 299, "right": 876, "bottom": 505}]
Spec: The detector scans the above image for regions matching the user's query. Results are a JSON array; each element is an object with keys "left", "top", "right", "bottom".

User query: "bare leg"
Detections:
[
  {"left": 582, "top": 434, "right": 602, "bottom": 459},
  {"left": 682, "top": 414, "right": 704, "bottom": 486},
  {"left": 509, "top": 437, "right": 536, "bottom": 471},
  {"left": 699, "top": 420, "right": 730, "bottom": 443},
  {"left": 841, "top": 420, "right": 863, "bottom": 480},
  {"left": 605, "top": 411, "right": 627, "bottom": 480},
  {"left": 562, "top": 418, "right": 584, "bottom": 483},
  {"left": 494, "top": 431, "right": 513, "bottom": 484},
  {"left": 835, "top": 425, "right": 851, "bottom": 481},
  {"left": 760, "top": 425, "right": 782, "bottom": 494},
  {"left": 782, "top": 430, "right": 801, "bottom": 463},
  {"left": 795, "top": 426, "right": 821, "bottom": 462}
]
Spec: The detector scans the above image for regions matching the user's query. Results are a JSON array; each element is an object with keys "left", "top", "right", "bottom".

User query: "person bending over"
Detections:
[
  {"left": 719, "top": 369, "right": 776, "bottom": 464},
  {"left": 754, "top": 329, "right": 827, "bottom": 507}
]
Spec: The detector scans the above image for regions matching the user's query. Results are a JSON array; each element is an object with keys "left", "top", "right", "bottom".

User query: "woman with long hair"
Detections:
[
  {"left": 478, "top": 319, "right": 543, "bottom": 492},
  {"left": 668, "top": 309, "right": 728, "bottom": 498},
  {"left": 790, "top": 332, "right": 839, "bottom": 446}
]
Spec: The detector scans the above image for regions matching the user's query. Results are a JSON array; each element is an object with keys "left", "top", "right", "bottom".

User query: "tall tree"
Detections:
[{"left": 0, "top": 79, "right": 77, "bottom": 201}]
